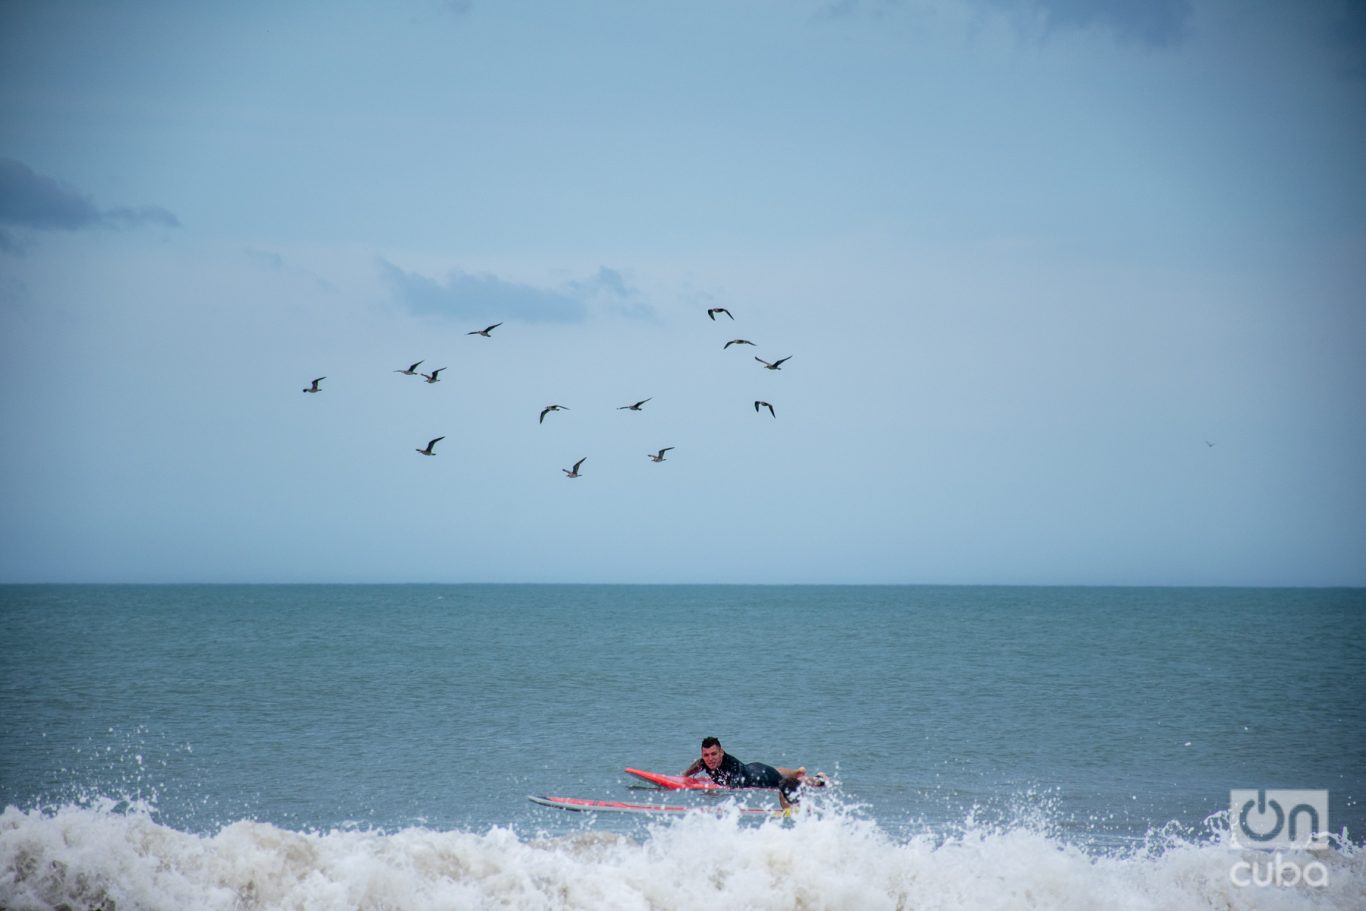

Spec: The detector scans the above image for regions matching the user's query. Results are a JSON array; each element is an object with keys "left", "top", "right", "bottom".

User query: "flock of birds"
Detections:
[{"left": 302, "top": 309, "right": 792, "bottom": 477}]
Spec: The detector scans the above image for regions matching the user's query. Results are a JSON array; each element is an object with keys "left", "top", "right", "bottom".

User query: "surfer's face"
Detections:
[{"left": 700, "top": 744, "right": 724, "bottom": 770}]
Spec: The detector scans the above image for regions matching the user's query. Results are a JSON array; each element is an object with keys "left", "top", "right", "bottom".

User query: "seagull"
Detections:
[
  {"left": 563, "top": 457, "right": 586, "bottom": 478},
  {"left": 302, "top": 377, "right": 325, "bottom": 393},
  {"left": 755, "top": 400, "right": 775, "bottom": 418},
  {"left": 723, "top": 339, "right": 755, "bottom": 349},
  {"left": 539, "top": 404, "right": 569, "bottom": 424},
  {"left": 421, "top": 368, "right": 446, "bottom": 384},
  {"left": 416, "top": 436, "right": 445, "bottom": 456},
  {"left": 755, "top": 355, "right": 791, "bottom": 370},
  {"left": 707, "top": 307, "right": 734, "bottom": 321},
  {"left": 618, "top": 397, "right": 652, "bottom": 411},
  {"left": 648, "top": 447, "right": 674, "bottom": 462},
  {"left": 394, "top": 360, "right": 424, "bottom": 375},
  {"left": 1205, "top": 440, "right": 1216, "bottom": 448},
  {"left": 468, "top": 322, "right": 502, "bottom": 337}
]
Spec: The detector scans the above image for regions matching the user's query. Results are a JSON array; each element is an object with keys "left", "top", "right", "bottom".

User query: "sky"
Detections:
[{"left": 1, "top": 0, "right": 1364, "bottom": 586}]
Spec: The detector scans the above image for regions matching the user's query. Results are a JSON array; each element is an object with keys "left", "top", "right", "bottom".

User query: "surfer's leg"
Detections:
[
  {"left": 744, "top": 762, "right": 786, "bottom": 788},
  {"left": 778, "top": 777, "right": 801, "bottom": 810}
]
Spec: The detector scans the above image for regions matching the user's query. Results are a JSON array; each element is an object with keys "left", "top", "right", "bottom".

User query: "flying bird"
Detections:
[
  {"left": 563, "top": 457, "right": 586, "bottom": 478},
  {"left": 468, "top": 323, "right": 503, "bottom": 337},
  {"left": 416, "top": 436, "right": 445, "bottom": 456},
  {"left": 755, "top": 356, "right": 791, "bottom": 370},
  {"left": 723, "top": 339, "right": 755, "bottom": 349},
  {"left": 539, "top": 404, "right": 569, "bottom": 424},
  {"left": 755, "top": 400, "right": 775, "bottom": 418},
  {"left": 1205, "top": 440, "right": 1216, "bottom": 448},
  {"left": 618, "top": 397, "right": 652, "bottom": 411},
  {"left": 421, "top": 368, "right": 446, "bottom": 384},
  {"left": 394, "top": 360, "right": 423, "bottom": 375},
  {"left": 707, "top": 307, "right": 734, "bottom": 321},
  {"left": 648, "top": 447, "right": 674, "bottom": 462},
  {"left": 302, "top": 377, "right": 325, "bottom": 393}
]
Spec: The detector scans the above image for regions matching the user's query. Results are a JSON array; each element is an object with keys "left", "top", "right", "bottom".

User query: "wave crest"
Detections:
[{"left": 2, "top": 800, "right": 1363, "bottom": 911}]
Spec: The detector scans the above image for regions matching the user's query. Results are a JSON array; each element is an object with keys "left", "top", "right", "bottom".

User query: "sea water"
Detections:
[{"left": 1, "top": 584, "right": 1363, "bottom": 909}]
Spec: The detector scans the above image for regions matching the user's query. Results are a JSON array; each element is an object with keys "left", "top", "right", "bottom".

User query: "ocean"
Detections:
[{"left": 1, "top": 584, "right": 1362, "bottom": 910}]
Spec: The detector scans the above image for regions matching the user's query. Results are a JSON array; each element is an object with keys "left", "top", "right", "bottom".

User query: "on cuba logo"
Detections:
[{"left": 1230, "top": 789, "right": 1329, "bottom": 850}]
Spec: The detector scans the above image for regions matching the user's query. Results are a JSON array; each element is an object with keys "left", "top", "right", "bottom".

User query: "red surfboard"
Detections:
[
  {"left": 624, "top": 768, "right": 725, "bottom": 790},
  {"left": 625, "top": 768, "right": 786, "bottom": 791},
  {"left": 529, "top": 795, "right": 783, "bottom": 816}
]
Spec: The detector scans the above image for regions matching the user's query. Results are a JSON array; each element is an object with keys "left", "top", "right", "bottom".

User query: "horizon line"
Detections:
[{"left": 2, "top": 580, "right": 1362, "bottom": 591}]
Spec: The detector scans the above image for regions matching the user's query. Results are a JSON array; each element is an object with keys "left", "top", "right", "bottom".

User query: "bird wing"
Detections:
[{"left": 429, "top": 436, "right": 445, "bottom": 448}]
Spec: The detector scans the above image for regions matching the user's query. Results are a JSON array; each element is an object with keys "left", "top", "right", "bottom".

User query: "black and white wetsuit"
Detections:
[{"left": 703, "top": 753, "right": 784, "bottom": 789}]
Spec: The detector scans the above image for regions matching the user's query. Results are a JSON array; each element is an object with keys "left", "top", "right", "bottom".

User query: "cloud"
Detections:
[
  {"left": 1325, "top": 0, "right": 1366, "bottom": 80},
  {"left": 814, "top": 0, "right": 900, "bottom": 19},
  {"left": 103, "top": 205, "right": 181, "bottom": 229},
  {"left": 981, "top": 0, "right": 1193, "bottom": 48},
  {"left": 567, "top": 266, "right": 655, "bottom": 320},
  {"left": 380, "top": 261, "right": 655, "bottom": 324},
  {"left": 811, "top": 0, "right": 1190, "bottom": 47},
  {"left": 0, "top": 159, "right": 181, "bottom": 245},
  {"left": 380, "top": 259, "right": 590, "bottom": 324}
]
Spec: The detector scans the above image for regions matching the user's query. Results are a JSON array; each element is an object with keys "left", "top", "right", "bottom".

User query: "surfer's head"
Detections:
[{"left": 700, "top": 736, "right": 724, "bottom": 770}]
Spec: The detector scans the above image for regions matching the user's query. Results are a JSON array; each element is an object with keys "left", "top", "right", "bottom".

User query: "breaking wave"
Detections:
[{"left": 2, "top": 798, "right": 1362, "bottom": 911}]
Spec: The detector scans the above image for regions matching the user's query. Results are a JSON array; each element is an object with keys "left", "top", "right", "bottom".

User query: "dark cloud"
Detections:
[
  {"left": 981, "top": 0, "right": 1192, "bottom": 48},
  {"left": 379, "top": 259, "right": 590, "bottom": 324},
  {"left": 0, "top": 158, "right": 103, "bottom": 230},
  {"left": 1325, "top": 0, "right": 1366, "bottom": 80},
  {"left": 0, "top": 159, "right": 181, "bottom": 240}
]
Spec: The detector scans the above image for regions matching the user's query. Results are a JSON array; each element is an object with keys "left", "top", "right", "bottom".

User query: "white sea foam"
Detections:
[{"left": 1, "top": 799, "right": 1362, "bottom": 911}]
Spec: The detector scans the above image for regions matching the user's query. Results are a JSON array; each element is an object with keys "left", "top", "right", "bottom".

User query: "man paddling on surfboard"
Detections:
[{"left": 682, "top": 736, "right": 808, "bottom": 790}]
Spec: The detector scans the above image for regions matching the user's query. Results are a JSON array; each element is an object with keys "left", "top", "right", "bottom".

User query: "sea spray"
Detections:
[{"left": 3, "top": 800, "right": 1363, "bottom": 911}]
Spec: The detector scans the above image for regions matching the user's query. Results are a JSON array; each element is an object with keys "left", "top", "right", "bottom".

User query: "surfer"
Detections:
[{"left": 682, "top": 736, "right": 805, "bottom": 789}]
